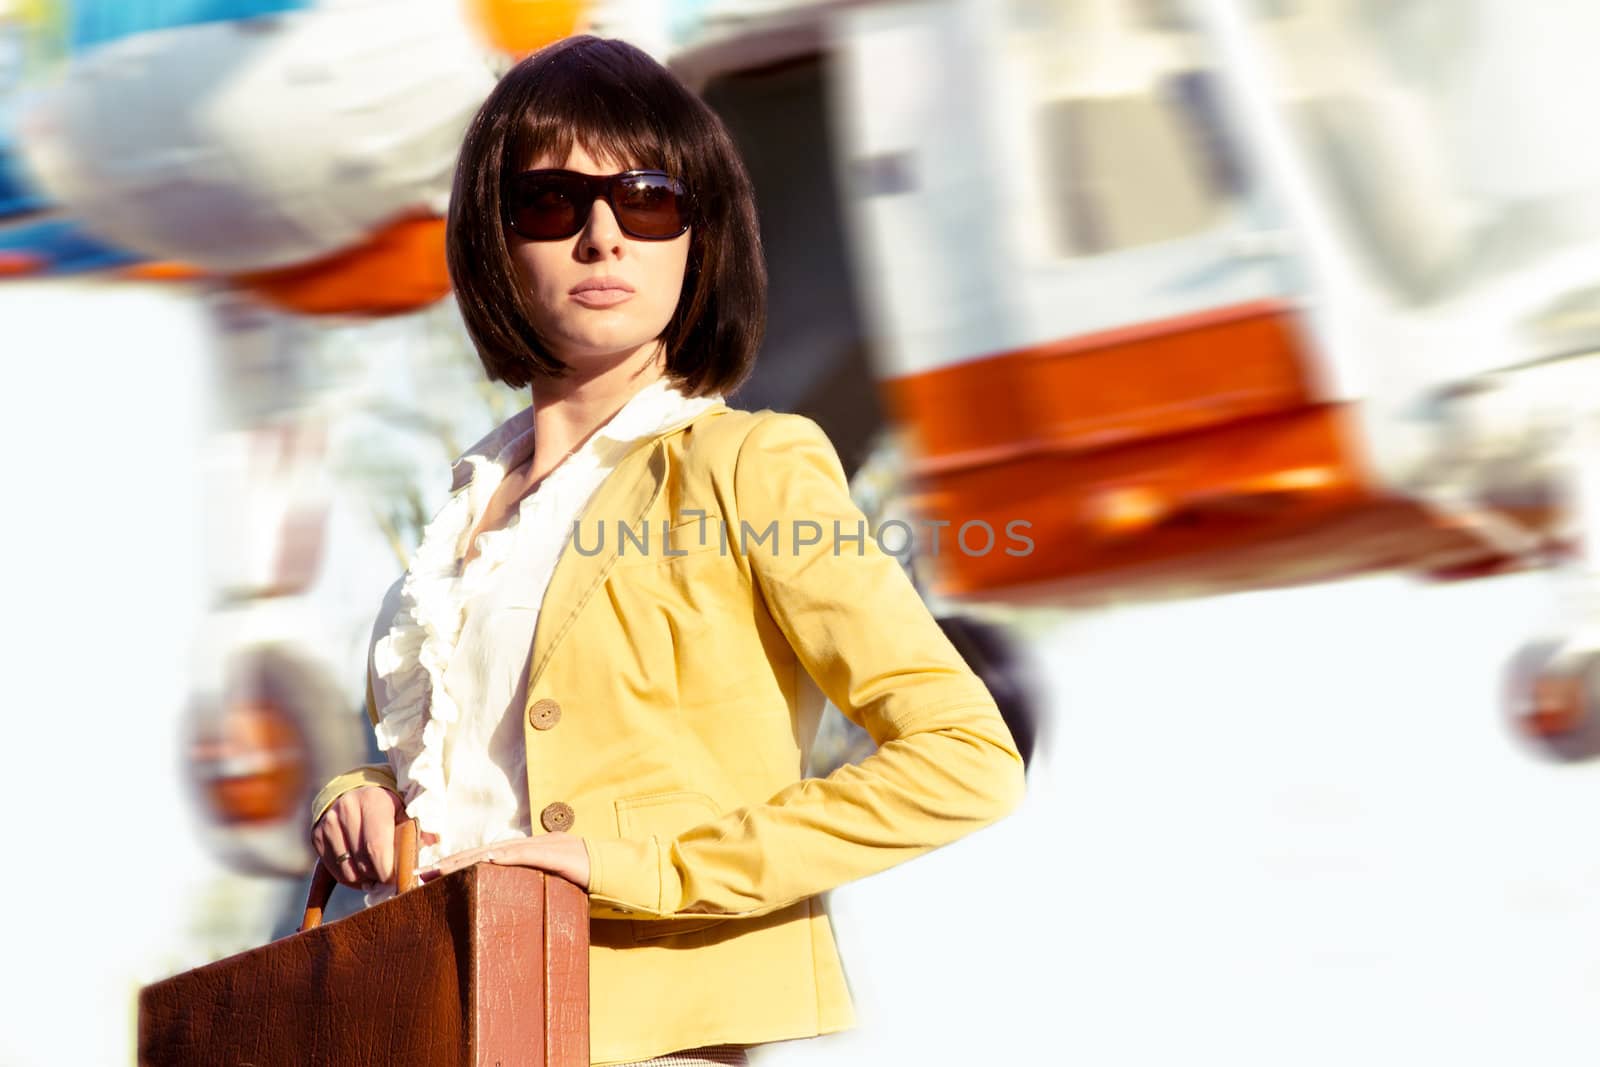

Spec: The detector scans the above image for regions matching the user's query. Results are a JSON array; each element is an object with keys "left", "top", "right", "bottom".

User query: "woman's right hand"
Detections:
[{"left": 311, "top": 785, "right": 408, "bottom": 890}]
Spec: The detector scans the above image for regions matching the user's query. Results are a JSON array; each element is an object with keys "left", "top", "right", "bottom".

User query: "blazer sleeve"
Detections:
[
  {"left": 582, "top": 412, "right": 1028, "bottom": 921},
  {"left": 308, "top": 668, "right": 399, "bottom": 829}
]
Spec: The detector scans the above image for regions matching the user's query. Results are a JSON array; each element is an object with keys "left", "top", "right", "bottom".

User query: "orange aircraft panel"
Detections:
[
  {"left": 885, "top": 302, "right": 1556, "bottom": 604},
  {"left": 233, "top": 215, "right": 451, "bottom": 317}
]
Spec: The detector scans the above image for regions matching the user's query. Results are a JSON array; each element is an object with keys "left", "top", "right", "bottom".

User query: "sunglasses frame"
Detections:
[{"left": 505, "top": 168, "right": 694, "bottom": 242}]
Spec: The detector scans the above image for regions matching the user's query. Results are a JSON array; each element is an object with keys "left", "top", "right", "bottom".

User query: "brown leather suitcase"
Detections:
[{"left": 137, "top": 819, "right": 589, "bottom": 1066}]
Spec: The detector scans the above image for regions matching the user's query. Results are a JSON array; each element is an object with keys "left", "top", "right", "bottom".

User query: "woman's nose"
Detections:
[{"left": 577, "top": 196, "right": 625, "bottom": 259}]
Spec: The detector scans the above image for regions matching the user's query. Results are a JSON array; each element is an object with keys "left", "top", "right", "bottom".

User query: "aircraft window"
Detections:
[
  {"left": 1035, "top": 89, "right": 1229, "bottom": 257},
  {"left": 1007, "top": 0, "right": 1249, "bottom": 259}
]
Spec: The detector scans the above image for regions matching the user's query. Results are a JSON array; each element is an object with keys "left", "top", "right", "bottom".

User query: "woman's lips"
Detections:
[
  {"left": 570, "top": 277, "right": 634, "bottom": 308},
  {"left": 569, "top": 287, "right": 634, "bottom": 308}
]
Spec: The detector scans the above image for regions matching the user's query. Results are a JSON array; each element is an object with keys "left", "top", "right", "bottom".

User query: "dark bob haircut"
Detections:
[{"left": 446, "top": 35, "right": 766, "bottom": 397}]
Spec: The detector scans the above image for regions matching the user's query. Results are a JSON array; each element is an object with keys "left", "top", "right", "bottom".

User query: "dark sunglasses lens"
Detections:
[
  {"left": 509, "top": 175, "right": 585, "bottom": 239},
  {"left": 613, "top": 174, "right": 688, "bottom": 238}
]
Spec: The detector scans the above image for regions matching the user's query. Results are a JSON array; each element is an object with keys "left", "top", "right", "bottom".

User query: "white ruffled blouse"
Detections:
[{"left": 360, "top": 376, "right": 725, "bottom": 905}]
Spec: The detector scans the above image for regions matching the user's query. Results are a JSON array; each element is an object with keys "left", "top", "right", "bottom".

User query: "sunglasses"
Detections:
[{"left": 506, "top": 169, "right": 694, "bottom": 241}]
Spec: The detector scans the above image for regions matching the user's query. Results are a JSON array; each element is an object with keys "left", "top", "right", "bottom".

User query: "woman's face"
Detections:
[{"left": 509, "top": 142, "right": 692, "bottom": 370}]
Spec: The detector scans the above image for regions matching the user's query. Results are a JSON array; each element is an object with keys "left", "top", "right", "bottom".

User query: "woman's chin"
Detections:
[{"left": 550, "top": 330, "right": 667, "bottom": 366}]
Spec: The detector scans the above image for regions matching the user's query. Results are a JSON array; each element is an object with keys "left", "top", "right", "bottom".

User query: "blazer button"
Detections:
[
  {"left": 528, "top": 698, "right": 562, "bottom": 731},
  {"left": 540, "top": 802, "right": 575, "bottom": 833}
]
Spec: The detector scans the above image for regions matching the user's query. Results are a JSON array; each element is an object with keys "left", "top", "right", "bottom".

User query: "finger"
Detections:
[
  {"left": 353, "top": 850, "right": 380, "bottom": 889},
  {"left": 311, "top": 811, "right": 335, "bottom": 858},
  {"left": 363, "top": 791, "right": 396, "bottom": 885},
  {"left": 430, "top": 846, "right": 486, "bottom": 879},
  {"left": 334, "top": 795, "right": 364, "bottom": 888},
  {"left": 434, "top": 852, "right": 470, "bottom": 877},
  {"left": 318, "top": 808, "right": 361, "bottom": 888},
  {"left": 313, "top": 813, "right": 344, "bottom": 869}
]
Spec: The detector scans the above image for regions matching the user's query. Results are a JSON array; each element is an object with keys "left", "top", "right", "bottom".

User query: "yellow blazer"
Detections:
[{"left": 310, "top": 403, "right": 1027, "bottom": 1066}]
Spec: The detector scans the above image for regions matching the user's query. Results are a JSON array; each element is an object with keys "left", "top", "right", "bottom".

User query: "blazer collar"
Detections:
[
  {"left": 447, "top": 376, "right": 721, "bottom": 495},
  {"left": 526, "top": 398, "right": 734, "bottom": 691}
]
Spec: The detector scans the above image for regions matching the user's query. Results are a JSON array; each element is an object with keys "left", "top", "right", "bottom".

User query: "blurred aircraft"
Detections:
[
  {"left": 10, "top": 0, "right": 491, "bottom": 311},
  {"left": 3, "top": 0, "right": 582, "bottom": 298},
  {"left": 0, "top": 0, "right": 166, "bottom": 277},
  {"left": 588, "top": 0, "right": 1600, "bottom": 755}
]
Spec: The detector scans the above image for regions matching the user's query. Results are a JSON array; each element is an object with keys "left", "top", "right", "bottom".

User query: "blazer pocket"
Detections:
[{"left": 614, "top": 790, "right": 730, "bottom": 941}]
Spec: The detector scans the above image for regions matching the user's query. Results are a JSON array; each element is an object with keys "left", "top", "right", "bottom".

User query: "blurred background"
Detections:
[{"left": 6, "top": 0, "right": 1600, "bottom": 1063}]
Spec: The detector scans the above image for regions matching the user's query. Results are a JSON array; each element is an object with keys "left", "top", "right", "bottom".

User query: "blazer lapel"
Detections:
[{"left": 526, "top": 433, "right": 667, "bottom": 692}]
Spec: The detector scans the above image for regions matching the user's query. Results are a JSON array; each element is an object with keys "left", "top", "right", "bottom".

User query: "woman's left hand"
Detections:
[{"left": 416, "top": 831, "right": 590, "bottom": 890}]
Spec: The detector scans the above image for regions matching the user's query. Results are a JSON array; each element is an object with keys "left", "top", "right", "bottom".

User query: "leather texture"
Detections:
[{"left": 137, "top": 864, "right": 588, "bottom": 1066}]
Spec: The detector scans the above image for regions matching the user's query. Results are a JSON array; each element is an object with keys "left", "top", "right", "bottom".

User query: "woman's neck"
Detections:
[{"left": 519, "top": 346, "right": 668, "bottom": 487}]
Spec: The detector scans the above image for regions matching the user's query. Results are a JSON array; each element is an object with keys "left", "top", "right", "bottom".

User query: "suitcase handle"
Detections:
[{"left": 298, "top": 816, "right": 419, "bottom": 932}]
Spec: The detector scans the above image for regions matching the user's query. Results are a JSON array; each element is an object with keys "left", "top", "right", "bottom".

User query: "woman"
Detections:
[{"left": 309, "top": 35, "right": 1026, "bottom": 1067}]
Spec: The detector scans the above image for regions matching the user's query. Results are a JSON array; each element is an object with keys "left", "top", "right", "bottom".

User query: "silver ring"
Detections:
[{"left": 333, "top": 852, "right": 352, "bottom": 864}]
